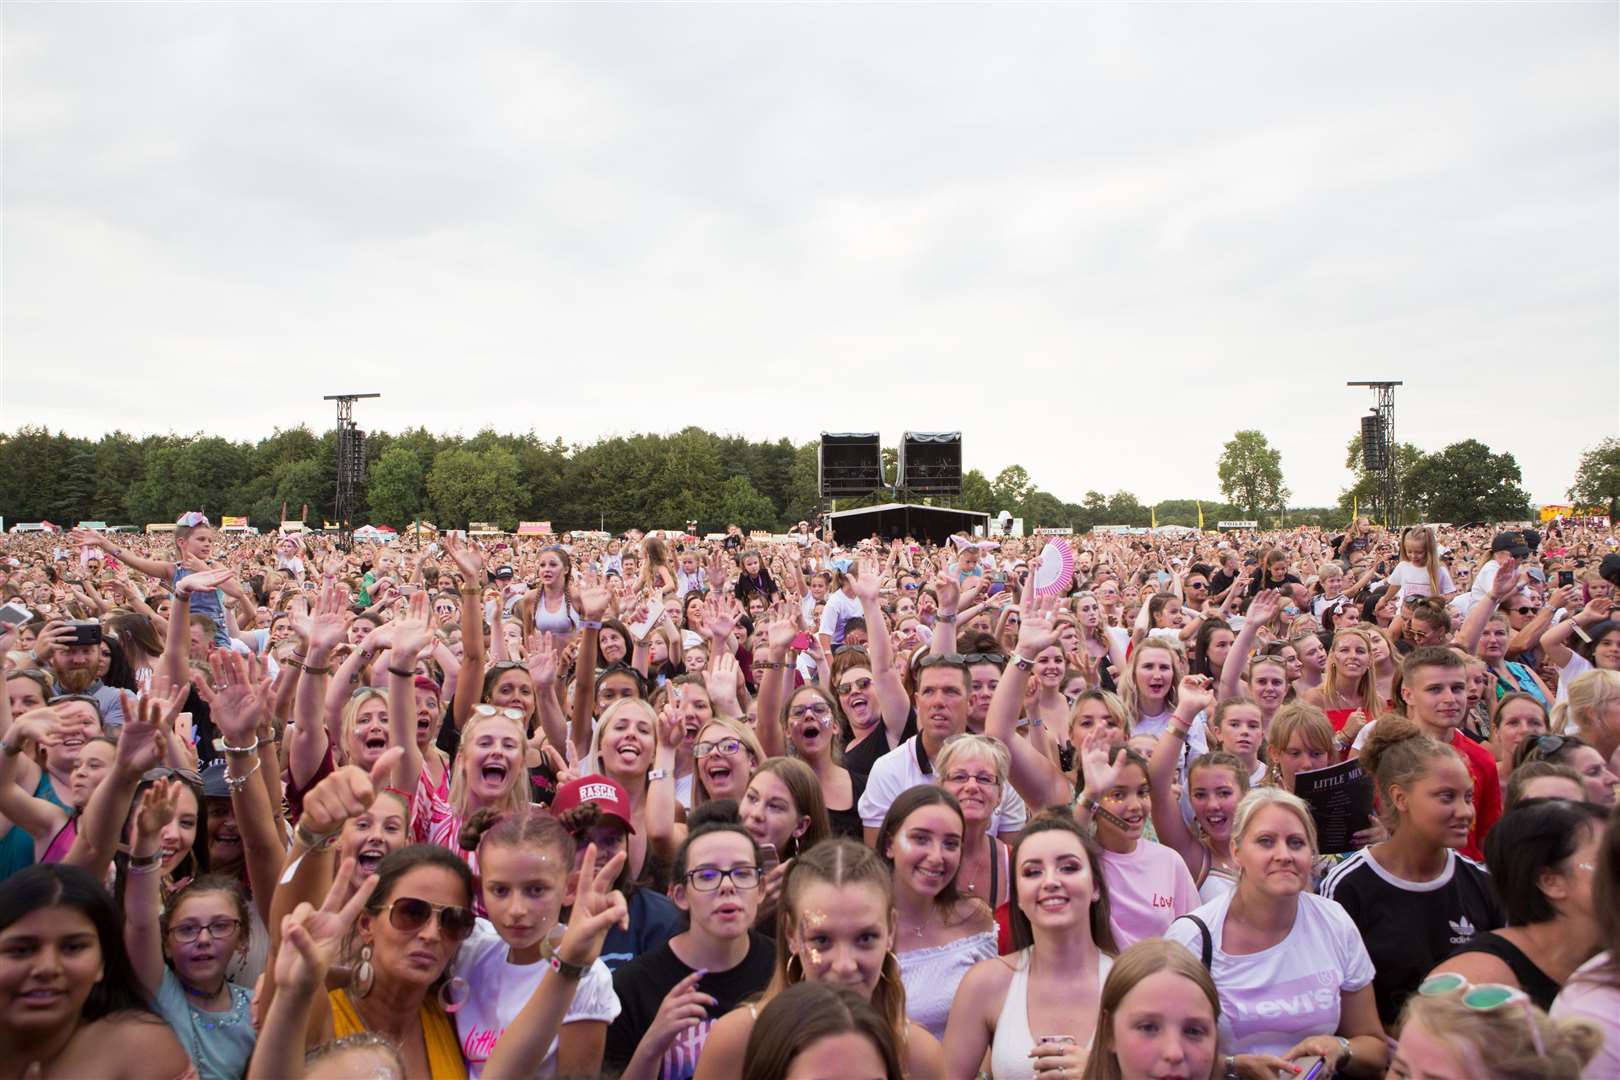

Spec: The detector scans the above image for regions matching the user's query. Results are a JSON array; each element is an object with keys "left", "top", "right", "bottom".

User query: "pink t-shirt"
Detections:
[
  {"left": 1551, "top": 953, "right": 1620, "bottom": 1080},
  {"left": 1101, "top": 841, "right": 1200, "bottom": 948}
]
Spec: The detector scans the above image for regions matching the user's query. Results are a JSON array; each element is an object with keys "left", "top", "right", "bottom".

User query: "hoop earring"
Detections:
[
  {"left": 785, "top": 952, "right": 804, "bottom": 983},
  {"left": 352, "top": 943, "right": 374, "bottom": 998},
  {"left": 438, "top": 975, "right": 470, "bottom": 1014}
]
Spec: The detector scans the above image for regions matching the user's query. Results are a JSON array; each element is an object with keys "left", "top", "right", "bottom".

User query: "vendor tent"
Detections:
[{"left": 826, "top": 503, "right": 989, "bottom": 546}]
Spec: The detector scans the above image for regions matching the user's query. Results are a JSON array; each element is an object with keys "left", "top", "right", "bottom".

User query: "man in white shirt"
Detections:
[
  {"left": 859, "top": 655, "right": 1026, "bottom": 843},
  {"left": 1467, "top": 530, "right": 1532, "bottom": 614}
]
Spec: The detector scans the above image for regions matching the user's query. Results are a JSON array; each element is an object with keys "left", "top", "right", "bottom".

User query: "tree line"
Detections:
[{"left": 0, "top": 424, "right": 1609, "bottom": 534}]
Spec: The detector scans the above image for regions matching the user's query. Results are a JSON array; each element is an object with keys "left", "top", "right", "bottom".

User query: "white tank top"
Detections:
[{"left": 989, "top": 947, "right": 1113, "bottom": 1080}]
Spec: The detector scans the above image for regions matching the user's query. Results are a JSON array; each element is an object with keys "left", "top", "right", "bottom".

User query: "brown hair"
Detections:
[{"left": 1358, "top": 715, "right": 1463, "bottom": 831}]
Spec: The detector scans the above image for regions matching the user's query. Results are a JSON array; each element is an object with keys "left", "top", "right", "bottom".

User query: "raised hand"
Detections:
[
  {"left": 1490, "top": 560, "right": 1525, "bottom": 603},
  {"left": 655, "top": 699, "right": 684, "bottom": 751},
  {"left": 1245, "top": 588, "right": 1281, "bottom": 625},
  {"left": 8, "top": 708, "right": 63, "bottom": 750},
  {"left": 526, "top": 631, "right": 559, "bottom": 687},
  {"left": 175, "top": 568, "right": 234, "bottom": 597},
  {"left": 275, "top": 857, "right": 380, "bottom": 996},
  {"left": 850, "top": 559, "right": 881, "bottom": 604},
  {"left": 1176, "top": 674, "right": 1216, "bottom": 717},
  {"left": 932, "top": 563, "right": 961, "bottom": 613},
  {"left": 388, "top": 591, "right": 435, "bottom": 667},
  {"left": 704, "top": 593, "right": 740, "bottom": 643},
  {"left": 704, "top": 653, "right": 744, "bottom": 718},
  {"left": 209, "top": 651, "right": 269, "bottom": 744},
  {"left": 441, "top": 532, "right": 485, "bottom": 586},
  {"left": 299, "top": 747, "right": 404, "bottom": 838},
  {"left": 115, "top": 692, "right": 167, "bottom": 776},
  {"left": 132, "top": 778, "right": 182, "bottom": 842},
  {"left": 290, "top": 580, "right": 353, "bottom": 653},
  {"left": 1015, "top": 592, "right": 1062, "bottom": 656},
  {"left": 578, "top": 571, "right": 612, "bottom": 621},
  {"left": 1078, "top": 724, "right": 1128, "bottom": 797},
  {"left": 764, "top": 605, "right": 798, "bottom": 655}
]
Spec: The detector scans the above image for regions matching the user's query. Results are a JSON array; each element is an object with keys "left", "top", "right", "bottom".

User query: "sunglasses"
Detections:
[
  {"left": 1529, "top": 734, "right": 1580, "bottom": 759},
  {"left": 1417, "top": 974, "right": 1545, "bottom": 1056},
  {"left": 835, "top": 676, "right": 873, "bottom": 696},
  {"left": 915, "top": 654, "right": 969, "bottom": 671},
  {"left": 471, "top": 704, "right": 527, "bottom": 722},
  {"left": 143, "top": 766, "right": 204, "bottom": 787},
  {"left": 960, "top": 651, "right": 1008, "bottom": 668},
  {"left": 1512, "top": 607, "right": 1541, "bottom": 616},
  {"left": 383, "top": 897, "right": 476, "bottom": 943}
]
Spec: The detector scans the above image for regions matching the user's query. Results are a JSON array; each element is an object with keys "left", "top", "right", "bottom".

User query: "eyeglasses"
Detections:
[
  {"left": 1417, "top": 974, "right": 1545, "bottom": 1056},
  {"left": 788, "top": 702, "right": 832, "bottom": 721},
  {"left": 170, "top": 917, "right": 241, "bottom": 943},
  {"left": 1512, "top": 607, "right": 1541, "bottom": 616},
  {"left": 902, "top": 582, "right": 919, "bottom": 590},
  {"left": 943, "top": 770, "right": 999, "bottom": 788},
  {"left": 1187, "top": 581, "right": 1208, "bottom": 590},
  {"left": 383, "top": 897, "right": 476, "bottom": 942},
  {"left": 835, "top": 676, "right": 873, "bottom": 696},
  {"left": 684, "top": 865, "right": 762, "bottom": 891},
  {"left": 694, "top": 737, "right": 746, "bottom": 757},
  {"left": 471, "top": 704, "right": 527, "bottom": 722},
  {"left": 915, "top": 654, "right": 969, "bottom": 671},
  {"left": 960, "top": 652, "right": 1008, "bottom": 668}
]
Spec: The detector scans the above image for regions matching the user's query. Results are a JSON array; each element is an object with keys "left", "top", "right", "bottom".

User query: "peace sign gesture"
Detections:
[{"left": 275, "top": 857, "right": 380, "bottom": 996}]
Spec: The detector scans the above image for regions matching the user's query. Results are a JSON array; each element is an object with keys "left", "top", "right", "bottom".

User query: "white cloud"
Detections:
[{"left": 3, "top": 2, "right": 1614, "bottom": 508}]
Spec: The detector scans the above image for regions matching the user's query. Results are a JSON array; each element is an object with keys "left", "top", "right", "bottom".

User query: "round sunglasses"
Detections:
[{"left": 382, "top": 896, "right": 476, "bottom": 943}]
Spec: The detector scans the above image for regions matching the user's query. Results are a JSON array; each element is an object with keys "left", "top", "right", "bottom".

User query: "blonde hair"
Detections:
[
  {"left": 1398, "top": 991, "right": 1599, "bottom": 1080},
  {"left": 1550, "top": 669, "right": 1620, "bottom": 751},
  {"left": 935, "top": 734, "right": 1010, "bottom": 790},
  {"left": 449, "top": 708, "right": 530, "bottom": 822},
  {"left": 1120, "top": 638, "right": 1184, "bottom": 722},
  {"left": 338, "top": 688, "right": 390, "bottom": 766},
  {"left": 1401, "top": 526, "right": 1444, "bottom": 598},
  {"left": 1232, "top": 786, "right": 1318, "bottom": 855},
  {"left": 586, "top": 698, "right": 659, "bottom": 779},
  {"left": 1082, "top": 939, "right": 1222, "bottom": 1080},
  {"left": 1321, "top": 628, "right": 1379, "bottom": 712},
  {"left": 693, "top": 715, "right": 766, "bottom": 805}
]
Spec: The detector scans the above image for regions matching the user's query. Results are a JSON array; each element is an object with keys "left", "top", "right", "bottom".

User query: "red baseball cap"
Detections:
[{"left": 551, "top": 776, "right": 635, "bottom": 833}]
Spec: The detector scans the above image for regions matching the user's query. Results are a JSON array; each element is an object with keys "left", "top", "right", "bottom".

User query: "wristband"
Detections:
[
  {"left": 549, "top": 954, "right": 587, "bottom": 980},
  {"left": 126, "top": 851, "right": 164, "bottom": 872},
  {"left": 301, "top": 663, "right": 332, "bottom": 676},
  {"left": 2, "top": 740, "right": 24, "bottom": 757},
  {"left": 936, "top": 613, "right": 957, "bottom": 623},
  {"left": 754, "top": 660, "right": 783, "bottom": 670},
  {"left": 387, "top": 666, "right": 416, "bottom": 678},
  {"left": 294, "top": 822, "right": 337, "bottom": 850},
  {"left": 283, "top": 658, "right": 304, "bottom": 672},
  {"left": 647, "top": 769, "right": 669, "bottom": 781},
  {"left": 222, "top": 737, "right": 260, "bottom": 756},
  {"left": 580, "top": 620, "right": 603, "bottom": 630}
]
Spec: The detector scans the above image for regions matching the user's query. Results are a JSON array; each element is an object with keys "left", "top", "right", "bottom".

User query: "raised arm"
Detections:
[
  {"left": 526, "top": 632, "right": 568, "bottom": 753},
  {"left": 753, "top": 605, "right": 798, "bottom": 760},
  {"left": 1455, "top": 561, "right": 1521, "bottom": 656},
  {"left": 1148, "top": 677, "right": 1216, "bottom": 876},
  {"left": 1220, "top": 589, "right": 1279, "bottom": 701},
  {"left": 0, "top": 710, "right": 73, "bottom": 842},
  {"left": 71, "top": 529, "right": 174, "bottom": 580},
  {"left": 123, "top": 780, "right": 184, "bottom": 998},
  {"left": 985, "top": 594, "right": 1073, "bottom": 808},
  {"left": 385, "top": 592, "right": 436, "bottom": 797},
  {"left": 852, "top": 558, "right": 911, "bottom": 742},
  {"left": 444, "top": 534, "right": 488, "bottom": 731},
  {"left": 1508, "top": 585, "right": 1573, "bottom": 657},
  {"left": 644, "top": 699, "right": 685, "bottom": 865},
  {"left": 1541, "top": 596, "right": 1617, "bottom": 666},
  {"left": 569, "top": 573, "right": 613, "bottom": 758},
  {"left": 286, "top": 583, "right": 351, "bottom": 788},
  {"left": 64, "top": 692, "right": 162, "bottom": 874}
]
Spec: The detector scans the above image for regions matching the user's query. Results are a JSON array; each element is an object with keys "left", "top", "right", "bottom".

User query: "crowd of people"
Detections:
[{"left": 0, "top": 510, "right": 1617, "bottom": 1080}]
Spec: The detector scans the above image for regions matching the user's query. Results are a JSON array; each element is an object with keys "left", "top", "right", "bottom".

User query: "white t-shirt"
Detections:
[
  {"left": 818, "top": 590, "right": 865, "bottom": 645},
  {"left": 857, "top": 735, "right": 1028, "bottom": 836},
  {"left": 1386, "top": 562, "right": 1453, "bottom": 605},
  {"left": 1554, "top": 650, "right": 1591, "bottom": 705},
  {"left": 452, "top": 918, "right": 621, "bottom": 1079},
  {"left": 1165, "top": 890, "right": 1374, "bottom": 1058}
]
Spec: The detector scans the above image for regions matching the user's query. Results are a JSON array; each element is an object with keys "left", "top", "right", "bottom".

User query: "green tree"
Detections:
[
  {"left": 1405, "top": 440, "right": 1531, "bottom": 523},
  {"left": 1338, "top": 435, "right": 1424, "bottom": 524},
  {"left": 1569, "top": 438, "right": 1620, "bottom": 520},
  {"left": 368, "top": 447, "right": 426, "bottom": 528},
  {"left": 427, "top": 447, "right": 523, "bottom": 529},
  {"left": 990, "top": 465, "right": 1033, "bottom": 512},
  {"left": 714, "top": 476, "right": 776, "bottom": 532},
  {"left": 1217, "top": 430, "right": 1290, "bottom": 516},
  {"left": 957, "top": 469, "right": 994, "bottom": 515}
]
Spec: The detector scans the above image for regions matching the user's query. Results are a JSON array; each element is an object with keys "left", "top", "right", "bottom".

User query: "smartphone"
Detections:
[
  {"left": 1559, "top": 569, "right": 1575, "bottom": 587},
  {"left": 1296, "top": 1057, "right": 1329, "bottom": 1080},
  {"left": 759, "top": 843, "right": 780, "bottom": 876},
  {"left": 66, "top": 620, "right": 102, "bottom": 646},
  {"left": 791, "top": 632, "right": 812, "bottom": 651},
  {"left": 0, "top": 601, "right": 32, "bottom": 627}
]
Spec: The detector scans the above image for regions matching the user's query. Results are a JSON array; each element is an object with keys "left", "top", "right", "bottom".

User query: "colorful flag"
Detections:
[
  {"left": 1151, "top": 505, "right": 1157, "bottom": 529},
  {"left": 1197, "top": 502, "right": 1204, "bottom": 530}
]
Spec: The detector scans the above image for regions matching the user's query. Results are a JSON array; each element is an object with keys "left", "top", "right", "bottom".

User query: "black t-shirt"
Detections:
[
  {"left": 604, "top": 932, "right": 775, "bottom": 1079},
  {"left": 1209, "top": 569, "right": 1239, "bottom": 596},
  {"left": 840, "top": 708, "right": 918, "bottom": 782},
  {"left": 1321, "top": 848, "right": 1502, "bottom": 1027}
]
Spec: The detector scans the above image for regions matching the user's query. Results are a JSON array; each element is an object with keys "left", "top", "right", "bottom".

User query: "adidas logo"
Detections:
[{"left": 1449, "top": 916, "right": 1475, "bottom": 944}]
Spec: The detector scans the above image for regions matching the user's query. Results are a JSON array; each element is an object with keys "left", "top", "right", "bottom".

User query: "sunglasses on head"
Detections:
[
  {"left": 915, "top": 653, "right": 969, "bottom": 671},
  {"left": 383, "top": 897, "right": 476, "bottom": 942},
  {"left": 1417, "top": 974, "right": 1545, "bottom": 1056},
  {"left": 471, "top": 704, "right": 526, "bottom": 722},
  {"left": 143, "top": 766, "right": 204, "bottom": 787},
  {"left": 959, "top": 651, "right": 1007, "bottom": 668},
  {"left": 1529, "top": 734, "right": 1581, "bottom": 759}
]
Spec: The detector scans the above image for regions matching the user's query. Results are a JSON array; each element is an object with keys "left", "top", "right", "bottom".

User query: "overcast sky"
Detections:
[{"left": 4, "top": 3, "right": 1615, "bottom": 508}]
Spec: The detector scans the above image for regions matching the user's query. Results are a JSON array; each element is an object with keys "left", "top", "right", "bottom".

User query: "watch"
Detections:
[
  {"left": 647, "top": 769, "right": 669, "bottom": 782},
  {"left": 1012, "top": 653, "right": 1035, "bottom": 672},
  {"left": 549, "top": 954, "right": 588, "bottom": 979},
  {"left": 1334, "top": 1036, "right": 1352, "bottom": 1069}
]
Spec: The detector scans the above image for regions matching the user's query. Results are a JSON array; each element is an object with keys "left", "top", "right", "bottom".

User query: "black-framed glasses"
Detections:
[
  {"left": 685, "top": 865, "right": 762, "bottom": 891},
  {"left": 384, "top": 897, "right": 476, "bottom": 942},
  {"left": 694, "top": 737, "right": 746, "bottom": 758},
  {"left": 169, "top": 917, "right": 241, "bottom": 943}
]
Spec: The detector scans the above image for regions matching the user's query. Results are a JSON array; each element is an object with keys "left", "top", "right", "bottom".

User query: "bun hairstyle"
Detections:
[
  {"left": 457, "top": 804, "right": 572, "bottom": 862},
  {"left": 1357, "top": 715, "right": 1462, "bottom": 830}
]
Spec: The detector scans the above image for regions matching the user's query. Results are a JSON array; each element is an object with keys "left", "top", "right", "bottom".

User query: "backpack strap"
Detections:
[{"left": 1175, "top": 914, "right": 1213, "bottom": 969}]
